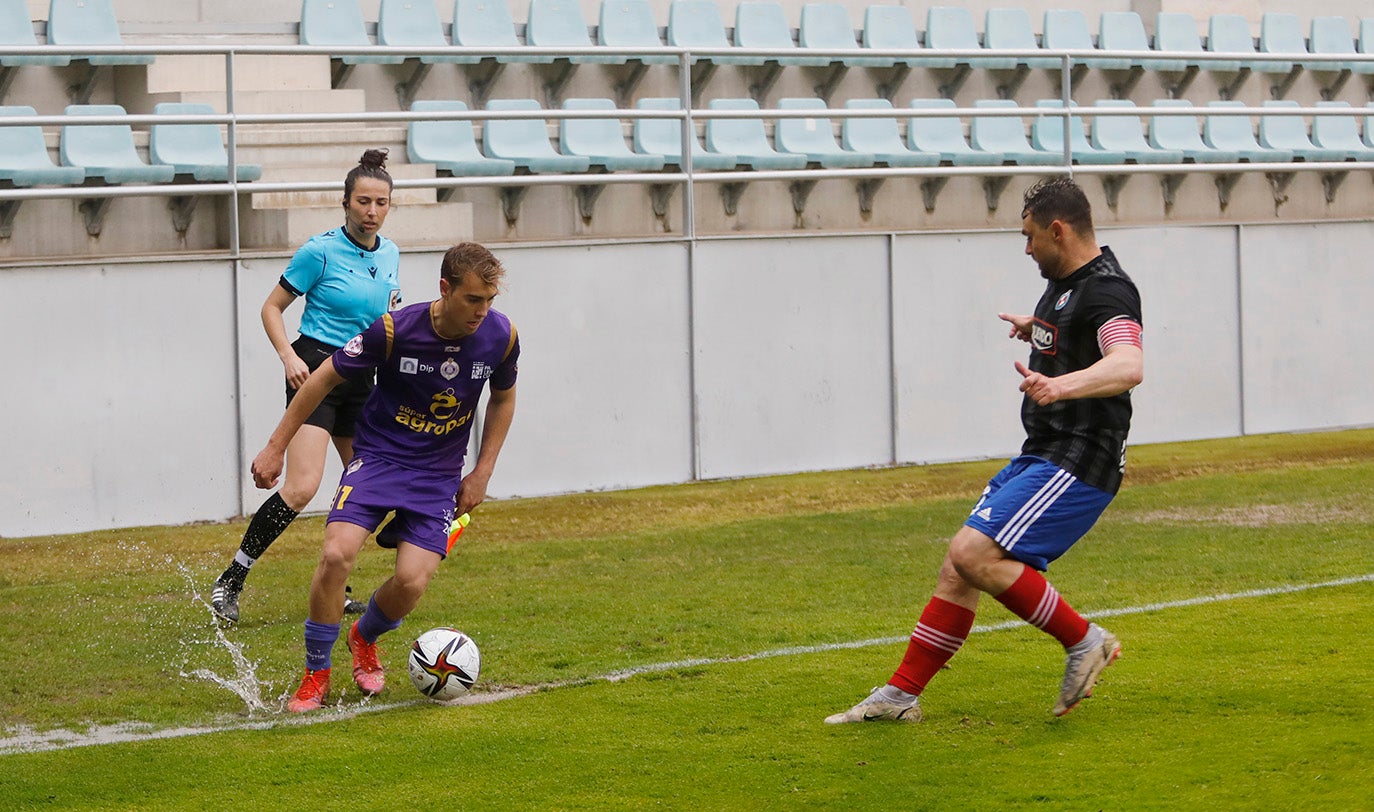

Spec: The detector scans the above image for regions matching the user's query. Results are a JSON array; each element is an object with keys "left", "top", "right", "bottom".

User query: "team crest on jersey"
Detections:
[
  {"left": 343, "top": 335, "right": 364, "bottom": 356},
  {"left": 1055, "top": 290, "right": 1072, "bottom": 310},
  {"left": 440, "top": 358, "right": 460, "bottom": 380}
]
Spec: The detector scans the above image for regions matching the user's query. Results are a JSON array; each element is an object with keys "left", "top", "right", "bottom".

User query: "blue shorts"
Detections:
[
  {"left": 326, "top": 455, "right": 461, "bottom": 558},
  {"left": 963, "top": 456, "right": 1114, "bottom": 571}
]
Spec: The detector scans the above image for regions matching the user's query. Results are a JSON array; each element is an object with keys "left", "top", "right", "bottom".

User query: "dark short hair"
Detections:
[
  {"left": 441, "top": 242, "right": 505, "bottom": 288},
  {"left": 1022, "top": 177, "right": 1093, "bottom": 235},
  {"left": 343, "top": 148, "right": 393, "bottom": 202}
]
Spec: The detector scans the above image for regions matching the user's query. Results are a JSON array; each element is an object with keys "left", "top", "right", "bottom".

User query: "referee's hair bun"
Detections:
[{"left": 359, "top": 148, "right": 390, "bottom": 169}]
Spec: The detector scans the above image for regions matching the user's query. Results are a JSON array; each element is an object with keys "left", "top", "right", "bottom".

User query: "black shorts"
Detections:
[{"left": 286, "top": 334, "right": 374, "bottom": 437}]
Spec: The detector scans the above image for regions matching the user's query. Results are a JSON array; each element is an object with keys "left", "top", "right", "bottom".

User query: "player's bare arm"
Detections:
[
  {"left": 456, "top": 384, "right": 516, "bottom": 515},
  {"left": 251, "top": 359, "right": 347, "bottom": 489},
  {"left": 998, "top": 312, "right": 1034, "bottom": 341},
  {"left": 1014, "top": 343, "right": 1143, "bottom": 406}
]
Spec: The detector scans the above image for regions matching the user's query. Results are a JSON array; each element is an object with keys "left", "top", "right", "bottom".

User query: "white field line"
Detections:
[{"left": 3, "top": 573, "right": 1370, "bottom": 756}]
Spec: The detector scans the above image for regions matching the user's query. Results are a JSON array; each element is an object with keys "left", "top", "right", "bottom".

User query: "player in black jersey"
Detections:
[{"left": 828, "top": 177, "right": 1144, "bottom": 724}]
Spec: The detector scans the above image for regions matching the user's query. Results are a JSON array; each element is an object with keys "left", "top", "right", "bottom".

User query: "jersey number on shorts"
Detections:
[{"left": 332, "top": 485, "right": 354, "bottom": 510}]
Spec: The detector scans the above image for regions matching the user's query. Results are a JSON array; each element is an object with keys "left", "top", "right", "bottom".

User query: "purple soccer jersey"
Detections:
[{"left": 332, "top": 300, "right": 519, "bottom": 476}]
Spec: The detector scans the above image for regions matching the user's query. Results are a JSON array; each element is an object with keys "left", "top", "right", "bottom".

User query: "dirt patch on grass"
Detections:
[{"left": 1128, "top": 502, "right": 1374, "bottom": 528}]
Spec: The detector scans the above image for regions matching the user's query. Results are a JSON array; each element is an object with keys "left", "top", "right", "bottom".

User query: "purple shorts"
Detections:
[
  {"left": 963, "top": 456, "right": 1114, "bottom": 571},
  {"left": 326, "top": 455, "right": 461, "bottom": 557}
]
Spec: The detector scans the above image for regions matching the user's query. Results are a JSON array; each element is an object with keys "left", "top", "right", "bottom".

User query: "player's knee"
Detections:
[
  {"left": 948, "top": 531, "right": 997, "bottom": 582},
  {"left": 278, "top": 483, "right": 320, "bottom": 512}
]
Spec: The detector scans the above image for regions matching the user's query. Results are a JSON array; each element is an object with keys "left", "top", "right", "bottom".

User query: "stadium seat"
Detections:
[
  {"left": 733, "top": 1, "right": 814, "bottom": 67},
  {"left": 60, "top": 104, "right": 175, "bottom": 183},
  {"left": 1205, "top": 14, "right": 1259, "bottom": 74},
  {"left": 922, "top": 6, "right": 984, "bottom": 70},
  {"left": 1030, "top": 100, "right": 1125, "bottom": 165},
  {"left": 598, "top": 0, "right": 674, "bottom": 64},
  {"left": 667, "top": 0, "right": 744, "bottom": 65},
  {"left": 1152, "top": 12, "right": 1204, "bottom": 72},
  {"left": 1361, "top": 19, "right": 1374, "bottom": 71},
  {"left": 528, "top": 0, "right": 618, "bottom": 64},
  {"left": 1310, "top": 101, "right": 1374, "bottom": 160},
  {"left": 1202, "top": 101, "right": 1294, "bottom": 162},
  {"left": 482, "top": 99, "right": 591, "bottom": 172},
  {"left": 1308, "top": 16, "right": 1359, "bottom": 73},
  {"left": 969, "top": 100, "right": 1059, "bottom": 166},
  {"left": 906, "top": 98, "right": 1002, "bottom": 165},
  {"left": 1257, "top": 100, "right": 1347, "bottom": 162},
  {"left": 1096, "top": 11, "right": 1163, "bottom": 71},
  {"left": 453, "top": 0, "right": 547, "bottom": 63},
  {"left": 840, "top": 99, "right": 939, "bottom": 167},
  {"left": 1, "top": 0, "right": 68, "bottom": 67},
  {"left": 560, "top": 97, "right": 667, "bottom": 170},
  {"left": 632, "top": 97, "right": 737, "bottom": 170},
  {"left": 378, "top": 0, "right": 473, "bottom": 62},
  {"left": 47, "top": 0, "right": 153, "bottom": 66},
  {"left": 407, "top": 100, "right": 517, "bottom": 177},
  {"left": 0, "top": 105, "right": 85, "bottom": 185},
  {"left": 1148, "top": 100, "right": 1240, "bottom": 163},
  {"left": 1090, "top": 100, "right": 1184, "bottom": 163},
  {"left": 774, "top": 97, "right": 874, "bottom": 167},
  {"left": 860, "top": 4, "right": 925, "bottom": 69},
  {"left": 1256, "top": 12, "right": 1306, "bottom": 74},
  {"left": 299, "top": 0, "right": 403, "bottom": 64},
  {"left": 982, "top": 8, "right": 1055, "bottom": 70},
  {"left": 148, "top": 102, "right": 263, "bottom": 182},
  {"left": 703, "top": 98, "right": 808, "bottom": 169},
  {"left": 1041, "top": 9, "right": 1097, "bottom": 70},
  {"left": 798, "top": 4, "right": 872, "bottom": 67}
]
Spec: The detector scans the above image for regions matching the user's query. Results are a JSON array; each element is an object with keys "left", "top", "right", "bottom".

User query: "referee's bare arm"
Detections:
[{"left": 250, "top": 359, "right": 347, "bottom": 489}]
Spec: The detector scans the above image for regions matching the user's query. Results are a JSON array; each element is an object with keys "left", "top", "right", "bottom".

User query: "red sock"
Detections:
[
  {"left": 994, "top": 565, "right": 1089, "bottom": 648},
  {"left": 889, "top": 597, "right": 976, "bottom": 695}
]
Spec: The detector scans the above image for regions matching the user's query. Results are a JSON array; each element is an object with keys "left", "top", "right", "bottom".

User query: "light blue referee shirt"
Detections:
[{"left": 281, "top": 226, "right": 402, "bottom": 348}]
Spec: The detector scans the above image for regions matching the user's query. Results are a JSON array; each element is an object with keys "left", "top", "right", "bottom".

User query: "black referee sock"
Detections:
[{"left": 219, "top": 492, "right": 300, "bottom": 589}]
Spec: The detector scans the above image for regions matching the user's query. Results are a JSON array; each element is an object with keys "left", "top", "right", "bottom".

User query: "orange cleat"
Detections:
[
  {"left": 287, "top": 668, "right": 331, "bottom": 713},
  {"left": 348, "top": 620, "right": 385, "bottom": 696}
]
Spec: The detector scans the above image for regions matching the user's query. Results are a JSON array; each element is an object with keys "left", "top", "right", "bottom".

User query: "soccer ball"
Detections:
[{"left": 407, "top": 627, "right": 481, "bottom": 702}]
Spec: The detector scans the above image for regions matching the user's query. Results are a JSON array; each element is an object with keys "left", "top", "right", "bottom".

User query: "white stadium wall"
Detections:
[{"left": 4, "top": 221, "right": 1373, "bottom": 538}]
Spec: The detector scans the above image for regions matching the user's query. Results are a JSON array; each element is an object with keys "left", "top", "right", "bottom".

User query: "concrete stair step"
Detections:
[
  {"left": 239, "top": 199, "right": 476, "bottom": 250},
  {"left": 146, "top": 55, "right": 333, "bottom": 94},
  {"left": 250, "top": 162, "right": 439, "bottom": 209}
]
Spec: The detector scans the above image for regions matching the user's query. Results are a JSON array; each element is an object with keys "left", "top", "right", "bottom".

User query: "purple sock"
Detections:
[
  {"left": 356, "top": 594, "right": 403, "bottom": 644},
  {"left": 304, "top": 619, "right": 340, "bottom": 672}
]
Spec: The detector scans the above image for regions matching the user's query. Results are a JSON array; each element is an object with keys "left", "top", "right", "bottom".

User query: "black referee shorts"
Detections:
[{"left": 286, "top": 334, "right": 374, "bottom": 437}]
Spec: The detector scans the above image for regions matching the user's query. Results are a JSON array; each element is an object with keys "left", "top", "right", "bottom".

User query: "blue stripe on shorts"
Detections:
[{"left": 963, "top": 455, "right": 1114, "bottom": 571}]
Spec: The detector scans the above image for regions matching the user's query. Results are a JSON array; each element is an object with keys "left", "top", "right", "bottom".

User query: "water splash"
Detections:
[{"left": 176, "top": 565, "right": 277, "bottom": 714}]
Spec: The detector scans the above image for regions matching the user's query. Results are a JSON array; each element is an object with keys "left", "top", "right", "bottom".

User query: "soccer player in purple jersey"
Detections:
[
  {"left": 827, "top": 177, "right": 1144, "bottom": 724},
  {"left": 248, "top": 242, "right": 520, "bottom": 713}
]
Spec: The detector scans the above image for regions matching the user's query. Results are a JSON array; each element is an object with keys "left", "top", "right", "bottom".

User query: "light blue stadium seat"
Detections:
[
  {"left": 1152, "top": 12, "right": 1203, "bottom": 72},
  {"left": 1309, "top": 16, "right": 1358, "bottom": 73},
  {"left": 0, "top": 106, "right": 84, "bottom": 185},
  {"left": 0, "top": 0, "right": 68, "bottom": 66},
  {"left": 906, "top": 98, "right": 1002, "bottom": 165},
  {"left": 734, "top": 1, "right": 814, "bottom": 67},
  {"left": 1097, "top": 11, "right": 1164, "bottom": 71},
  {"left": 454, "top": 0, "right": 548, "bottom": 63},
  {"left": 598, "top": 0, "right": 673, "bottom": 65},
  {"left": 1031, "top": 100, "right": 1124, "bottom": 165},
  {"left": 560, "top": 97, "right": 667, "bottom": 170},
  {"left": 1257, "top": 100, "right": 1346, "bottom": 162},
  {"left": 632, "top": 97, "right": 737, "bottom": 170},
  {"left": 969, "top": 99, "right": 1059, "bottom": 166},
  {"left": 1366, "top": 104, "right": 1374, "bottom": 149},
  {"left": 1041, "top": 9, "right": 1097, "bottom": 70},
  {"left": 1310, "top": 101, "right": 1374, "bottom": 160},
  {"left": 1148, "top": 100, "right": 1239, "bottom": 163},
  {"left": 378, "top": 0, "right": 472, "bottom": 64},
  {"left": 860, "top": 5, "right": 924, "bottom": 69},
  {"left": 1203, "top": 100, "right": 1294, "bottom": 162},
  {"left": 407, "top": 100, "right": 516, "bottom": 176},
  {"left": 1362, "top": 19, "right": 1374, "bottom": 72},
  {"left": 923, "top": 6, "right": 984, "bottom": 70},
  {"left": 774, "top": 97, "right": 874, "bottom": 167},
  {"left": 1090, "top": 100, "right": 1184, "bottom": 163},
  {"left": 60, "top": 104, "right": 175, "bottom": 183},
  {"left": 667, "top": 0, "right": 743, "bottom": 65},
  {"left": 1256, "top": 12, "right": 1306, "bottom": 74},
  {"left": 482, "top": 99, "right": 591, "bottom": 172},
  {"left": 841, "top": 99, "right": 939, "bottom": 167},
  {"left": 48, "top": 0, "right": 152, "bottom": 65},
  {"left": 148, "top": 102, "right": 262, "bottom": 182},
  {"left": 800, "top": 3, "right": 878, "bottom": 68},
  {"left": 300, "top": 0, "right": 403, "bottom": 64},
  {"left": 704, "top": 98, "right": 808, "bottom": 169},
  {"left": 1206, "top": 14, "right": 1258, "bottom": 74},
  {"left": 983, "top": 7, "right": 1055, "bottom": 70},
  {"left": 529, "top": 0, "right": 617, "bottom": 64}
]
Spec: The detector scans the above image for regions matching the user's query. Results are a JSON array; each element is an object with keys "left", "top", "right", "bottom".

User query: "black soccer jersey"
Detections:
[{"left": 1019, "top": 246, "right": 1142, "bottom": 494}]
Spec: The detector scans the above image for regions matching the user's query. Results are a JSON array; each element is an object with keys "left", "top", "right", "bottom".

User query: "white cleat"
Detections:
[
  {"left": 825, "top": 686, "right": 923, "bottom": 724},
  {"left": 1054, "top": 623, "right": 1121, "bottom": 716}
]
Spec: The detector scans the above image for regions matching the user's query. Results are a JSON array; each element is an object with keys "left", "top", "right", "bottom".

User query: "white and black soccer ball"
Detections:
[{"left": 407, "top": 627, "right": 481, "bottom": 702}]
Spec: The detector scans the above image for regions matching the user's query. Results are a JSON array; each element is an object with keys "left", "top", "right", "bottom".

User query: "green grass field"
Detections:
[{"left": 3, "top": 431, "right": 1372, "bottom": 810}]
